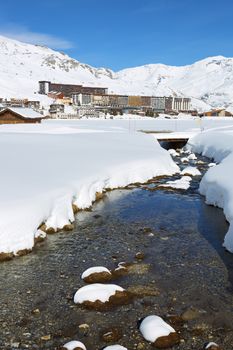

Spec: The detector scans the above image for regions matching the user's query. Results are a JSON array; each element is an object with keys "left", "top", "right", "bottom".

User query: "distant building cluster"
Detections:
[
  {"left": 0, "top": 82, "right": 232, "bottom": 123},
  {"left": 38, "top": 80, "right": 192, "bottom": 116}
]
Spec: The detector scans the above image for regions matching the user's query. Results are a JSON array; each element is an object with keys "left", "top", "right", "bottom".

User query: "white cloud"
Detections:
[{"left": 0, "top": 24, "right": 74, "bottom": 49}]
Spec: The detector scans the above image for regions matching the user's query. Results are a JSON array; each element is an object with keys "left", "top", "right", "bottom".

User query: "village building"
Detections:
[
  {"left": 25, "top": 100, "right": 40, "bottom": 110},
  {"left": 128, "top": 96, "right": 142, "bottom": 107},
  {"left": 165, "top": 97, "right": 174, "bottom": 112},
  {"left": 108, "top": 95, "right": 120, "bottom": 107},
  {"left": 151, "top": 97, "right": 166, "bottom": 112},
  {"left": 117, "top": 95, "right": 129, "bottom": 108},
  {"left": 39, "top": 81, "right": 108, "bottom": 96},
  {"left": 92, "top": 94, "right": 109, "bottom": 106},
  {"left": 72, "top": 93, "right": 92, "bottom": 106},
  {"left": 49, "top": 104, "right": 65, "bottom": 117},
  {"left": 141, "top": 96, "right": 152, "bottom": 107},
  {"left": 47, "top": 91, "right": 64, "bottom": 100},
  {"left": 0, "top": 107, "right": 44, "bottom": 124},
  {"left": 172, "top": 97, "right": 191, "bottom": 112},
  {"left": 201, "top": 109, "right": 233, "bottom": 117}
]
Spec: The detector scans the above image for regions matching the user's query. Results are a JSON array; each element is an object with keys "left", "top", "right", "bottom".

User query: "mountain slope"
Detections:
[{"left": 0, "top": 35, "right": 233, "bottom": 111}]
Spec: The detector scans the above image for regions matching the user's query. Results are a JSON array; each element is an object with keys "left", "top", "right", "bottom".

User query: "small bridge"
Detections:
[{"left": 152, "top": 131, "right": 196, "bottom": 149}]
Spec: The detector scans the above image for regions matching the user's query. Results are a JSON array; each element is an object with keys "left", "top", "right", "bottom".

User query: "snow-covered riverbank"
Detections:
[
  {"left": 188, "top": 126, "right": 233, "bottom": 252},
  {"left": 0, "top": 122, "right": 179, "bottom": 256}
]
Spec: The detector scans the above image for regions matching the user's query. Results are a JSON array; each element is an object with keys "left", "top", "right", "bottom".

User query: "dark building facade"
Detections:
[{"left": 39, "top": 81, "right": 108, "bottom": 96}]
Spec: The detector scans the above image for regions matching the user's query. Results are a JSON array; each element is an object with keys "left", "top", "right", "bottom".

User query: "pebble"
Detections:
[
  {"left": 78, "top": 323, "right": 90, "bottom": 336},
  {"left": 40, "top": 335, "right": 51, "bottom": 341}
]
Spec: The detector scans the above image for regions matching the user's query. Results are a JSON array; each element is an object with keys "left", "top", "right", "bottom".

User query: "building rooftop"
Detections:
[{"left": 0, "top": 107, "right": 43, "bottom": 119}]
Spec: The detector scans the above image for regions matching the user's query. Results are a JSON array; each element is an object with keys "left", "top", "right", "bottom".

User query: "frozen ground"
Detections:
[{"left": 44, "top": 117, "right": 233, "bottom": 133}]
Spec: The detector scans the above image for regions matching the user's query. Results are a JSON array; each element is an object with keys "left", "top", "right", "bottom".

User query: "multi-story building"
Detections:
[
  {"left": 172, "top": 97, "right": 191, "bottom": 112},
  {"left": 128, "top": 96, "right": 142, "bottom": 107},
  {"left": 141, "top": 96, "right": 152, "bottom": 107},
  {"left": 165, "top": 97, "right": 173, "bottom": 112},
  {"left": 151, "top": 97, "right": 166, "bottom": 112},
  {"left": 92, "top": 94, "right": 109, "bottom": 106},
  {"left": 117, "top": 95, "right": 128, "bottom": 108},
  {"left": 108, "top": 95, "right": 119, "bottom": 107},
  {"left": 49, "top": 104, "right": 65, "bottom": 116},
  {"left": 39, "top": 81, "right": 108, "bottom": 96},
  {"left": 72, "top": 93, "right": 92, "bottom": 106}
]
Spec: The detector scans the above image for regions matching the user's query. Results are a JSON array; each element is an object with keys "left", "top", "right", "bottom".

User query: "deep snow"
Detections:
[
  {"left": 0, "top": 121, "right": 178, "bottom": 255},
  {"left": 188, "top": 126, "right": 233, "bottom": 252}
]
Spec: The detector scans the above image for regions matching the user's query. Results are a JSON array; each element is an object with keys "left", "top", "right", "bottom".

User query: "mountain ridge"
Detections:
[{"left": 0, "top": 35, "right": 233, "bottom": 111}]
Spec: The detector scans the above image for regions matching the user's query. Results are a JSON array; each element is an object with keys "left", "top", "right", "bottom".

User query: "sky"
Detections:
[{"left": 0, "top": 0, "right": 233, "bottom": 71}]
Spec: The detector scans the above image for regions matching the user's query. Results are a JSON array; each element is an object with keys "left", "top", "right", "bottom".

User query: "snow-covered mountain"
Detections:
[{"left": 1, "top": 34, "right": 233, "bottom": 111}]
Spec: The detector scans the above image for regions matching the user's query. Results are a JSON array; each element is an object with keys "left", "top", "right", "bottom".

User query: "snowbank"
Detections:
[
  {"left": 188, "top": 126, "right": 233, "bottom": 252},
  {"left": 0, "top": 122, "right": 179, "bottom": 255}
]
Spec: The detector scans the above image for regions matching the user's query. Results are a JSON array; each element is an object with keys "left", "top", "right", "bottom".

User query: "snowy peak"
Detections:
[{"left": 0, "top": 35, "right": 233, "bottom": 111}]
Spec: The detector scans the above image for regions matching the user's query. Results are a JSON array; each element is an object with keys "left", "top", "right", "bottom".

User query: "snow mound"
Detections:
[
  {"left": 187, "top": 153, "right": 197, "bottom": 160},
  {"left": 181, "top": 157, "right": 189, "bottom": 163},
  {"left": 188, "top": 126, "right": 233, "bottom": 252},
  {"left": 168, "top": 149, "right": 179, "bottom": 157},
  {"left": 161, "top": 176, "right": 192, "bottom": 190},
  {"left": 181, "top": 166, "right": 201, "bottom": 176},
  {"left": 62, "top": 340, "right": 86, "bottom": 350},
  {"left": 140, "top": 315, "right": 175, "bottom": 343},
  {"left": 0, "top": 122, "right": 179, "bottom": 255},
  {"left": 208, "top": 162, "right": 216, "bottom": 167},
  {"left": 74, "top": 284, "right": 124, "bottom": 304}
]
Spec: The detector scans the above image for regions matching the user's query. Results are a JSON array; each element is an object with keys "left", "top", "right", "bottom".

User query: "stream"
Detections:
[{"left": 0, "top": 149, "right": 233, "bottom": 350}]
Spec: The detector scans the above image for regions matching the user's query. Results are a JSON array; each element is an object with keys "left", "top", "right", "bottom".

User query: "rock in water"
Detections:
[
  {"left": 139, "top": 315, "right": 180, "bottom": 348},
  {"left": 74, "top": 284, "right": 131, "bottom": 310},
  {"left": 81, "top": 266, "right": 112, "bottom": 283},
  {"left": 204, "top": 342, "right": 221, "bottom": 350}
]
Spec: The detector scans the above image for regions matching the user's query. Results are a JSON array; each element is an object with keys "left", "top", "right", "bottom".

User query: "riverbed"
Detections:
[{"left": 0, "top": 152, "right": 233, "bottom": 350}]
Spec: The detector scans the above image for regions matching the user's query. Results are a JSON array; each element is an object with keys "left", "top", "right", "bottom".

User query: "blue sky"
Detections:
[{"left": 0, "top": 0, "right": 233, "bottom": 70}]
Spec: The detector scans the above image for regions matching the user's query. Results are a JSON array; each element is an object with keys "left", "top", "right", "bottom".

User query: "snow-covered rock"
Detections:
[
  {"left": 73, "top": 283, "right": 130, "bottom": 309},
  {"left": 81, "top": 266, "right": 112, "bottom": 283},
  {"left": 187, "top": 153, "right": 197, "bottom": 160},
  {"left": 103, "top": 346, "right": 128, "bottom": 350},
  {"left": 181, "top": 157, "right": 189, "bottom": 163},
  {"left": 139, "top": 315, "right": 179, "bottom": 348},
  {"left": 188, "top": 126, "right": 233, "bottom": 252},
  {"left": 205, "top": 342, "right": 221, "bottom": 350},
  {"left": 208, "top": 162, "right": 216, "bottom": 167},
  {"left": 160, "top": 176, "right": 192, "bottom": 190},
  {"left": 168, "top": 149, "right": 179, "bottom": 157},
  {"left": 181, "top": 166, "right": 201, "bottom": 176},
  {"left": 74, "top": 284, "right": 124, "bottom": 303},
  {"left": 61, "top": 340, "right": 86, "bottom": 350}
]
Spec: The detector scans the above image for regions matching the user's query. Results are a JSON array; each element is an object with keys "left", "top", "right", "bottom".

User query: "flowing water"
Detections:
[{"left": 0, "top": 151, "right": 233, "bottom": 350}]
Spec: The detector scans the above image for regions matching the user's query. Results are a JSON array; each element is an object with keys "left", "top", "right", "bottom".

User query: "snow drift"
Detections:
[
  {"left": 188, "top": 126, "right": 233, "bottom": 252},
  {"left": 0, "top": 122, "right": 178, "bottom": 255}
]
